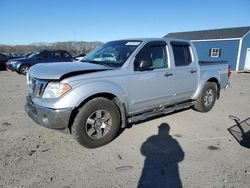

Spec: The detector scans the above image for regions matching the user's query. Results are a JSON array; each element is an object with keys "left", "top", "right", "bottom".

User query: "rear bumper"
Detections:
[{"left": 25, "top": 97, "right": 73, "bottom": 129}]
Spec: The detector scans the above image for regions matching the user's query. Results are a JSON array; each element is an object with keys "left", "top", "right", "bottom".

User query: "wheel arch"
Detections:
[
  {"left": 18, "top": 63, "right": 30, "bottom": 74},
  {"left": 68, "top": 92, "right": 127, "bottom": 132},
  {"left": 192, "top": 71, "right": 221, "bottom": 100}
]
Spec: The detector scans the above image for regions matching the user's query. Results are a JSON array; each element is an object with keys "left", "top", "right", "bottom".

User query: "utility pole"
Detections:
[{"left": 73, "top": 28, "right": 78, "bottom": 54}]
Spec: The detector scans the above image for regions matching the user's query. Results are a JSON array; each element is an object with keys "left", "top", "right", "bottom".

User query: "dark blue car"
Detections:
[
  {"left": 0, "top": 53, "right": 21, "bottom": 70},
  {"left": 6, "top": 50, "right": 73, "bottom": 75}
]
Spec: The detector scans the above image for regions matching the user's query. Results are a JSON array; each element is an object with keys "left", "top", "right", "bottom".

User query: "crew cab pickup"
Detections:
[{"left": 25, "top": 38, "right": 230, "bottom": 148}]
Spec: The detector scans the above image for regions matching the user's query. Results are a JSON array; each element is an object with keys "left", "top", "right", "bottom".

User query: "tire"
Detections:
[
  {"left": 71, "top": 97, "right": 121, "bottom": 148},
  {"left": 194, "top": 82, "right": 217, "bottom": 113},
  {"left": 19, "top": 65, "right": 30, "bottom": 75}
]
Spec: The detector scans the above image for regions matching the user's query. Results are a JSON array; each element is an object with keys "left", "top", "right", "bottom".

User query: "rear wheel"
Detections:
[
  {"left": 19, "top": 65, "right": 30, "bottom": 75},
  {"left": 194, "top": 82, "right": 217, "bottom": 112},
  {"left": 71, "top": 97, "right": 121, "bottom": 148}
]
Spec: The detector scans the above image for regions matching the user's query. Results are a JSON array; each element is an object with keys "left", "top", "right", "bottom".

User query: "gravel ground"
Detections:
[{"left": 0, "top": 71, "right": 250, "bottom": 188}]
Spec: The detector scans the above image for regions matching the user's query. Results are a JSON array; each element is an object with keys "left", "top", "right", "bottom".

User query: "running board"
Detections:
[{"left": 127, "top": 101, "right": 195, "bottom": 123}]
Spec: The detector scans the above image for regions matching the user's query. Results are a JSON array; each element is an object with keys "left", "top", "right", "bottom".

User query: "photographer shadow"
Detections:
[{"left": 138, "top": 123, "right": 184, "bottom": 188}]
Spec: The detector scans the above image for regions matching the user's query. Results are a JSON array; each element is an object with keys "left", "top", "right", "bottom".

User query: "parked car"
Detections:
[
  {"left": 73, "top": 53, "right": 86, "bottom": 61},
  {"left": 0, "top": 53, "right": 9, "bottom": 70},
  {"left": 93, "top": 53, "right": 116, "bottom": 62},
  {"left": 6, "top": 50, "right": 73, "bottom": 75},
  {"left": 0, "top": 53, "right": 19, "bottom": 70},
  {"left": 25, "top": 38, "right": 230, "bottom": 148}
]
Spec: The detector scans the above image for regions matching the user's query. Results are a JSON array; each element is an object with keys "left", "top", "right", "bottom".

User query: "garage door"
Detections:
[{"left": 245, "top": 48, "right": 250, "bottom": 70}]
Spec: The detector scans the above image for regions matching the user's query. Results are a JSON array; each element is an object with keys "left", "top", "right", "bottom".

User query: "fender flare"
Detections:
[{"left": 192, "top": 71, "right": 220, "bottom": 100}]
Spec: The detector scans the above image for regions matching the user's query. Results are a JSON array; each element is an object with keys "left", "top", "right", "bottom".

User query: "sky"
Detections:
[{"left": 0, "top": 0, "right": 249, "bottom": 45}]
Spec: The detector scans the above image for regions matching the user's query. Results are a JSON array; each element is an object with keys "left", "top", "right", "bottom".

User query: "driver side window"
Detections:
[
  {"left": 148, "top": 46, "right": 167, "bottom": 69},
  {"left": 39, "top": 52, "right": 49, "bottom": 60},
  {"left": 135, "top": 42, "right": 168, "bottom": 70}
]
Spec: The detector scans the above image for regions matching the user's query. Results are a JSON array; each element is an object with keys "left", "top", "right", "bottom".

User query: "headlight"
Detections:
[
  {"left": 42, "top": 82, "right": 71, "bottom": 98},
  {"left": 8, "top": 61, "right": 17, "bottom": 64}
]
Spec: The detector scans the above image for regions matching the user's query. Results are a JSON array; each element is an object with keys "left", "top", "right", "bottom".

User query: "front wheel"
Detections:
[
  {"left": 71, "top": 97, "right": 121, "bottom": 148},
  {"left": 194, "top": 82, "right": 217, "bottom": 112},
  {"left": 19, "top": 65, "right": 30, "bottom": 75}
]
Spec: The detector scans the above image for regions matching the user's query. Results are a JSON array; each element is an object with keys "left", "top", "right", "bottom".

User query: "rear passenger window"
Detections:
[{"left": 172, "top": 43, "right": 192, "bottom": 67}]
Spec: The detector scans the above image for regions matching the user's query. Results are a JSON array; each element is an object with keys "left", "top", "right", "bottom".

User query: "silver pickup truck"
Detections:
[{"left": 25, "top": 38, "right": 230, "bottom": 148}]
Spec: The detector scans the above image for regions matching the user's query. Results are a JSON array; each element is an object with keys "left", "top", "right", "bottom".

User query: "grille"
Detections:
[{"left": 27, "top": 74, "right": 47, "bottom": 98}]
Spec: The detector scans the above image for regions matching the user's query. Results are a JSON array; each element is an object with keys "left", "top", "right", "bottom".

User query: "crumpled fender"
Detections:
[
  {"left": 33, "top": 80, "right": 129, "bottom": 110},
  {"left": 192, "top": 71, "right": 220, "bottom": 100}
]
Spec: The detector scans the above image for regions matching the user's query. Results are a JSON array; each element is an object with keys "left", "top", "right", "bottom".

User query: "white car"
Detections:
[
  {"left": 73, "top": 53, "right": 86, "bottom": 62},
  {"left": 93, "top": 53, "right": 116, "bottom": 62}
]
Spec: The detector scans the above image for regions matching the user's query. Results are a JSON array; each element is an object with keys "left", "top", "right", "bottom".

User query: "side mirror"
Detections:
[{"left": 134, "top": 58, "right": 153, "bottom": 71}]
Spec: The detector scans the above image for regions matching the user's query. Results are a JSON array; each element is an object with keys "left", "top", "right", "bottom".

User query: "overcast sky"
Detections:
[{"left": 0, "top": 0, "right": 249, "bottom": 45}]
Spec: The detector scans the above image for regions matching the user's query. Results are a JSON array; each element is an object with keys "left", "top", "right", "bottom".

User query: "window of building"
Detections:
[{"left": 210, "top": 48, "right": 220, "bottom": 57}]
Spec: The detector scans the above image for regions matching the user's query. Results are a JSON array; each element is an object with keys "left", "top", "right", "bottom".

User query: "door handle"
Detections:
[
  {"left": 190, "top": 70, "right": 197, "bottom": 74},
  {"left": 164, "top": 72, "right": 173, "bottom": 77}
]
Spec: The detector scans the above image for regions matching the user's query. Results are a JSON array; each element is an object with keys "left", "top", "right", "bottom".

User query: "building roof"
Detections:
[{"left": 164, "top": 26, "right": 250, "bottom": 40}]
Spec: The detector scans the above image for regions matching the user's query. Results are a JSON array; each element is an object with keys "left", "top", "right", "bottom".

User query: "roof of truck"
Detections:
[{"left": 113, "top": 38, "right": 191, "bottom": 43}]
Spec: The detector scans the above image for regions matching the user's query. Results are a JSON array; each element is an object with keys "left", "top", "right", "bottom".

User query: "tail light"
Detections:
[{"left": 228, "top": 65, "right": 231, "bottom": 78}]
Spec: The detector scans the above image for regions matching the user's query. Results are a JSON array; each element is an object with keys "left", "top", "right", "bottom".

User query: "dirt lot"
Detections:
[{"left": 0, "top": 71, "right": 250, "bottom": 188}]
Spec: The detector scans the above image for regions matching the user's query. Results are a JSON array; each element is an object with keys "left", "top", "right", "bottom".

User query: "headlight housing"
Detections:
[
  {"left": 42, "top": 82, "right": 71, "bottom": 99},
  {"left": 8, "top": 61, "right": 17, "bottom": 64}
]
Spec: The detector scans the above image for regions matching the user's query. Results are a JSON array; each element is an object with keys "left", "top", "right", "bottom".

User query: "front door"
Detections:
[
  {"left": 129, "top": 41, "right": 174, "bottom": 113},
  {"left": 245, "top": 48, "right": 250, "bottom": 70}
]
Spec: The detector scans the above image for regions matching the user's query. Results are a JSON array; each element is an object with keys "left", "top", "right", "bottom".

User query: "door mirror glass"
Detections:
[{"left": 134, "top": 58, "right": 153, "bottom": 71}]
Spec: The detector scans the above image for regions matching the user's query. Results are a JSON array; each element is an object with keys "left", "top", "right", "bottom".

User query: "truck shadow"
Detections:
[
  {"left": 228, "top": 115, "right": 250, "bottom": 149},
  {"left": 138, "top": 123, "right": 184, "bottom": 188}
]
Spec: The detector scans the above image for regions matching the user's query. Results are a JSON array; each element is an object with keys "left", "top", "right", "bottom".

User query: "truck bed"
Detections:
[{"left": 199, "top": 61, "right": 229, "bottom": 89}]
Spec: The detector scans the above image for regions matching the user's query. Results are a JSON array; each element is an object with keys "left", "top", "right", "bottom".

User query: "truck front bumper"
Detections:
[{"left": 25, "top": 97, "right": 73, "bottom": 129}]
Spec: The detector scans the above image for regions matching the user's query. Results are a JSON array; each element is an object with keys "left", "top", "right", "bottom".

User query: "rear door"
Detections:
[
  {"left": 129, "top": 41, "right": 174, "bottom": 113},
  {"left": 170, "top": 41, "right": 198, "bottom": 102}
]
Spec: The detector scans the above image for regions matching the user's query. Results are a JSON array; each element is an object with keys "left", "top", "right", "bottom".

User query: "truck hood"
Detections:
[{"left": 29, "top": 62, "right": 113, "bottom": 80}]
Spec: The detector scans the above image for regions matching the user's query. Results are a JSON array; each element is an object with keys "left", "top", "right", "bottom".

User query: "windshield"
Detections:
[
  {"left": 26, "top": 52, "right": 34, "bottom": 58},
  {"left": 28, "top": 52, "right": 39, "bottom": 58},
  {"left": 81, "top": 40, "right": 141, "bottom": 67}
]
